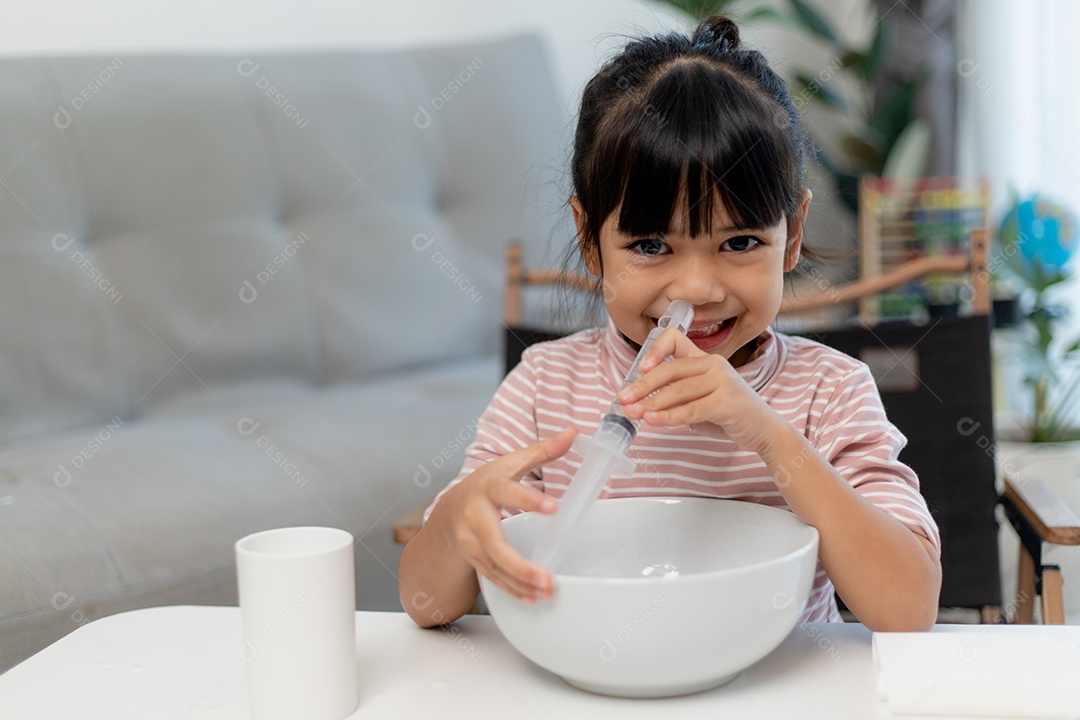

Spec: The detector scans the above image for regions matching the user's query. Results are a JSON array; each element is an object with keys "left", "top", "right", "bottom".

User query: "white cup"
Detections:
[{"left": 236, "top": 526, "right": 358, "bottom": 720}]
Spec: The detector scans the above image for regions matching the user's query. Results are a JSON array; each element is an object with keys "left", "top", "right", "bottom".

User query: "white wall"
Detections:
[{"left": 0, "top": 0, "right": 689, "bottom": 109}]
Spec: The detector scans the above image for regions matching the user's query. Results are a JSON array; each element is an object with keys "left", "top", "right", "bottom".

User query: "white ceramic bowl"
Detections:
[{"left": 480, "top": 497, "right": 819, "bottom": 698}]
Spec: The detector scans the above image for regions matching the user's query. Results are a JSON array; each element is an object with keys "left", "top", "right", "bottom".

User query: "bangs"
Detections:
[{"left": 590, "top": 60, "right": 799, "bottom": 239}]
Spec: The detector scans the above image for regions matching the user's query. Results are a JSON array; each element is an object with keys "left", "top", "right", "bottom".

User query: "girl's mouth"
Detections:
[
  {"left": 684, "top": 317, "right": 735, "bottom": 350},
  {"left": 649, "top": 315, "right": 736, "bottom": 350}
]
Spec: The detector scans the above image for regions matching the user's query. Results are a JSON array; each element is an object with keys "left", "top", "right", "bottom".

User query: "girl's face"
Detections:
[{"left": 571, "top": 190, "right": 810, "bottom": 368}]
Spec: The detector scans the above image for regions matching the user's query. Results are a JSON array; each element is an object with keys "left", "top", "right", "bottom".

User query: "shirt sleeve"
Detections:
[
  {"left": 423, "top": 348, "right": 544, "bottom": 523},
  {"left": 812, "top": 363, "right": 942, "bottom": 556}
]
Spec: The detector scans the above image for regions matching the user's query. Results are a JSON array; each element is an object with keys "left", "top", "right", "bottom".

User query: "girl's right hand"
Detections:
[{"left": 434, "top": 426, "right": 577, "bottom": 603}]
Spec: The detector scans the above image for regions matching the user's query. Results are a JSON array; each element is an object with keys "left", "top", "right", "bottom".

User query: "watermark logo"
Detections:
[
  {"left": 600, "top": 250, "right": 651, "bottom": 304},
  {"left": 598, "top": 590, "right": 670, "bottom": 662},
  {"left": 52, "top": 592, "right": 123, "bottom": 662},
  {"left": 53, "top": 59, "right": 125, "bottom": 129},
  {"left": 409, "top": 592, "right": 483, "bottom": 660},
  {"left": 790, "top": 56, "right": 844, "bottom": 115},
  {"left": 53, "top": 416, "right": 124, "bottom": 488},
  {"left": 413, "top": 106, "right": 432, "bottom": 130},
  {"left": 771, "top": 591, "right": 842, "bottom": 661},
  {"left": 413, "top": 58, "right": 484, "bottom": 129},
  {"left": 237, "top": 59, "right": 309, "bottom": 129},
  {"left": 52, "top": 234, "right": 123, "bottom": 303},
  {"left": 956, "top": 58, "right": 1028, "bottom": 129},
  {"left": 238, "top": 591, "right": 309, "bottom": 662},
  {"left": 414, "top": 418, "right": 479, "bottom": 487},
  {"left": 594, "top": 65, "right": 669, "bottom": 132},
  {"left": 239, "top": 232, "right": 309, "bottom": 304},
  {"left": 957, "top": 416, "right": 1024, "bottom": 481},
  {"left": 411, "top": 234, "right": 482, "bottom": 303},
  {"left": 237, "top": 417, "right": 309, "bottom": 488}
]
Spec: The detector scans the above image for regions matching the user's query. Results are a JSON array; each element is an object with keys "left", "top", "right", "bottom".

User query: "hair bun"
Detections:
[{"left": 692, "top": 14, "right": 741, "bottom": 52}]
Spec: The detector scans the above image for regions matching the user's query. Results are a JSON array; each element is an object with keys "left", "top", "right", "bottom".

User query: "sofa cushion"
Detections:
[
  {"left": 0, "top": 61, "right": 127, "bottom": 444},
  {"left": 92, "top": 221, "right": 322, "bottom": 407},
  {"left": 248, "top": 38, "right": 568, "bottom": 379},
  {"left": 0, "top": 35, "right": 567, "bottom": 443},
  {"left": 0, "top": 243, "right": 129, "bottom": 445}
]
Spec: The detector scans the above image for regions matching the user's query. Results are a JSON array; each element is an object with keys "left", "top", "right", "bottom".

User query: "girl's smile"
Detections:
[{"left": 651, "top": 316, "right": 736, "bottom": 351}]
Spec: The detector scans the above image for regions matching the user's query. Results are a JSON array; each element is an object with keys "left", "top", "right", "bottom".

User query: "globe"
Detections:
[{"left": 998, "top": 195, "right": 1078, "bottom": 273}]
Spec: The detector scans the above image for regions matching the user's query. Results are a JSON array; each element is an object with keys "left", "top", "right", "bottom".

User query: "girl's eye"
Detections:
[
  {"left": 721, "top": 235, "right": 762, "bottom": 253},
  {"left": 628, "top": 238, "right": 669, "bottom": 256}
]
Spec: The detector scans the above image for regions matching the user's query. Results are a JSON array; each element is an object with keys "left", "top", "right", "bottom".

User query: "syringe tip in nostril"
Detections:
[{"left": 657, "top": 299, "right": 694, "bottom": 334}]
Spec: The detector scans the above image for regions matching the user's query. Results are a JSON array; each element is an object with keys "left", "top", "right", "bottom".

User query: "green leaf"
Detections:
[
  {"left": 787, "top": 0, "right": 840, "bottom": 45},
  {"left": 839, "top": 50, "right": 862, "bottom": 69},
  {"left": 881, "top": 118, "right": 930, "bottom": 180},
  {"left": 1044, "top": 366, "right": 1080, "bottom": 441},
  {"left": 791, "top": 74, "right": 812, "bottom": 99},
  {"left": 867, "top": 74, "right": 923, "bottom": 153},
  {"left": 861, "top": 16, "right": 892, "bottom": 81},
  {"left": 839, "top": 134, "right": 883, "bottom": 168},
  {"left": 742, "top": 6, "right": 794, "bottom": 26},
  {"left": 1041, "top": 268, "right": 1071, "bottom": 289},
  {"left": 834, "top": 171, "right": 861, "bottom": 216},
  {"left": 793, "top": 72, "right": 847, "bottom": 111}
]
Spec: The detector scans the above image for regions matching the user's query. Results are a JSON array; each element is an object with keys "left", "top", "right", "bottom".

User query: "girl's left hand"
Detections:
[{"left": 617, "top": 327, "right": 781, "bottom": 454}]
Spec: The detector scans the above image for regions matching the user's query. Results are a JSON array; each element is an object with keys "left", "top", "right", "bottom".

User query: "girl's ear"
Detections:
[
  {"left": 570, "top": 196, "right": 603, "bottom": 276},
  {"left": 784, "top": 189, "right": 812, "bottom": 273}
]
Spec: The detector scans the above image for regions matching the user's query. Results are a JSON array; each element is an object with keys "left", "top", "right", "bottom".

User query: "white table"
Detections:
[{"left": 0, "top": 605, "right": 1069, "bottom": 719}]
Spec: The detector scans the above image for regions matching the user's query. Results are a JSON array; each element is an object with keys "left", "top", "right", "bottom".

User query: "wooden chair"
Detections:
[
  {"left": 393, "top": 229, "right": 1069, "bottom": 624},
  {"left": 1000, "top": 476, "right": 1080, "bottom": 624}
]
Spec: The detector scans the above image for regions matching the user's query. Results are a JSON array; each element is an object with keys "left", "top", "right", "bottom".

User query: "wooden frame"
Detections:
[
  {"left": 1001, "top": 475, "right": 1080, "bottom": 624},
  {"left": 780, "top": 231, "right": 989, "bottom": 315},
  {"left": 503, "top": 242, "right": 596, "bottom": 327},
  {"left": 394, "top": 506, "right": 427, "bottom": 545},
  {"left": 857, "top": 176, "right": 991, "bottom": 324}
]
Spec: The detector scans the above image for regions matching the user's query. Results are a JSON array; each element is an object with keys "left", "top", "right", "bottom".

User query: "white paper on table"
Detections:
[{"left": 873, "top": 630, "right": 1080, "bottom": 719}]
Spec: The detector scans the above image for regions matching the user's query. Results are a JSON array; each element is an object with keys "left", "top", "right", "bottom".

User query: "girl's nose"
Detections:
[{"left": 667, "top": 257, "right": 722, "bottom": 305}]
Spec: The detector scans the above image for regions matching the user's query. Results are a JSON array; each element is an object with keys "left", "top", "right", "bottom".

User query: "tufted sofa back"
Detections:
[{"left": 0, "top": 35, "right": 567, "bottom": 444}]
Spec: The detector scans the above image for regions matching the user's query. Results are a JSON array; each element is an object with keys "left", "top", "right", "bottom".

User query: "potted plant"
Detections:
[
  {"left": 993, "top": 194, "right": 1080, "bottom": 483},
  {"left": 921, "top": 273, "right": 962, "bottom": 320}
]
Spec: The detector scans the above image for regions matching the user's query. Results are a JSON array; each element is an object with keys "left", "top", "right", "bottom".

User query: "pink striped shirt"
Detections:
[{"left": 431, "top": 320, "right": 941, "bottom": 622}]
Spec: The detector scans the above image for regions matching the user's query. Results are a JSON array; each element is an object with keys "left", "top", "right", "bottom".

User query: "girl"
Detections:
[{"left": 400, "top": 15, "right": 941, "bottom": 632}]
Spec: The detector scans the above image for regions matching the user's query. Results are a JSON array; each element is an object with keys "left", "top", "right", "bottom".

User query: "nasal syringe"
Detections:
[{"left": 531, "top": 299, "right": 694, "bottom": 572}]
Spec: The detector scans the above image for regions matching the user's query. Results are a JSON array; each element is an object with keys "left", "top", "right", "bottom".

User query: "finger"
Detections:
[
  {"left": 639, "top": 326, "right": 705, "bottom": 371},
  {"left": 470, "top": 548, "right": 541, "bottom": 600},
  {"left": 454, "top": 517, "right": 542, "bottom": 600},
  {"left": 634, "top": 376, "right": 713, "bottom": 417},
  {"left": 636, "top": 326, "right": 680, "bottom": 371},
  {"left": 470, "top": 519, "right": 551, "bottom": 599},
  {"left": 488, "top": 574, "right": 543, "bottom": 603},
  {"left": 497, "top": 426, "right": 577, "bottom": 479},
  {"left": 493, "top": 479, "right": 557, "bottom": 516},
  {"left": 619, "top": 355, "right": 712, "bottom": 406},
  {"left": 644, "top": 395, "right": 720, "bottom": 427},
  {"left": 487, "top": 535, "right": 552, "bottom": 598},
  {"left": 618, "top": 357, "right": 682, "bottom": 405}
]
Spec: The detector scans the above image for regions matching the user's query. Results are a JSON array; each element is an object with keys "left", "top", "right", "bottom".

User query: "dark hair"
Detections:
[{"left": 569, "top": 15, "right": 820, "bottom": 271}]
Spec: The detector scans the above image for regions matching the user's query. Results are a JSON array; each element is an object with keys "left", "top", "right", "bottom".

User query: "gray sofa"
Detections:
[{"left": 0, "top": 35, "right": 567, "bottom": 671}]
